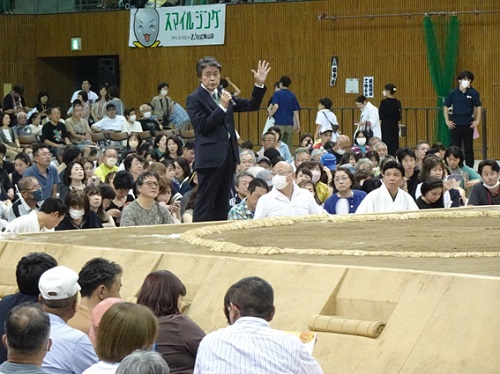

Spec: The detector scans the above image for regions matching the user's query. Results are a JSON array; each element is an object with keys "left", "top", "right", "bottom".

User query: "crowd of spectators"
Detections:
[{"left": 0, "top": 252, "right": 321, "bottom": 373}]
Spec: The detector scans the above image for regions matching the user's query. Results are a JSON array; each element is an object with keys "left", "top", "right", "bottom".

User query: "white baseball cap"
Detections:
[{"left": 39, "top": 266, "right": 81, "bottom": 300}]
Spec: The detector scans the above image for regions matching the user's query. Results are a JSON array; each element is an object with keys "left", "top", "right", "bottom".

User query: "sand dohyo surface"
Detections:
[{"left": 205, "top": 217, "right": 498, "bottom": 253}]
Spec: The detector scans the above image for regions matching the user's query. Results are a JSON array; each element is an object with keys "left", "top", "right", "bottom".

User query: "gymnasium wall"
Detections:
[{"left": 1, "top": 1, "right": 499, "bottom": 157}]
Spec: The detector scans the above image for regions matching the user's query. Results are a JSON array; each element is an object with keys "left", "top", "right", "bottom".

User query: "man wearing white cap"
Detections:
[{"left": 39, "top": 266, "right": 98, "bottom": 374}]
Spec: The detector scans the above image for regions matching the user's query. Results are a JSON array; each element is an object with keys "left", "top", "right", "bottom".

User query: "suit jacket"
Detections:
[{"left": 186, "top": 84, "right": 266, "bottom": 169}]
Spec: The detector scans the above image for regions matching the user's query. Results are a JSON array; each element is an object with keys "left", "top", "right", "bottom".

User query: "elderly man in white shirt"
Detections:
[
  {"left": 194, "top": 276, "right": 323, "bottom": 374},
  {"left": 355, "top": 95, "right": 381, "bottom": 138},
  {"left": 355, "top": 160, "right": 419, "bottom": 214},
  {"left": 254, "top": 161, "right": 324, "bottom": 219},
  {"left": 91, "top": 103, "right": 125, "bottom": 132}
]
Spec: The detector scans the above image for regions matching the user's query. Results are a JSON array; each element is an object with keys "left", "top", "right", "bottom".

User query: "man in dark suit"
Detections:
[{"left": 186, "top": 56, "right": 270, "bottom": 222}]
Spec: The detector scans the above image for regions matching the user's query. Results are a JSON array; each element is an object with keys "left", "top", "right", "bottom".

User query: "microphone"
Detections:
[{"left": 218, "top": 85, "right": 236, "bottom": 106}]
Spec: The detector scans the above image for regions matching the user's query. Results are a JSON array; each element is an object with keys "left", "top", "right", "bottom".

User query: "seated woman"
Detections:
[
  {"left": 27, "top": 112, "right": 43, "bottom": 138},
  {"left": 156, "top": 177, "right": 180, "bottom": 223},
  {"left": 324, "top": 168, "right": 367, "bottom": 214},
  {"left": 106, "top": 170, "right": 135, "bottom": 227},
  {"left": 85, "top": 184, "right": 116, "bottom": 228},
  {"left": 59, "top": 161, "right": 86, "bottom": 201},
  {"left": 151, "top": 134, "right": 168, "bottom": 162},
  {"left": 137, "top": 270, "right": 205, "bottom": 374},
  {"left": 339, "top": 151, "right": 357, "bottom": 168},
  {"left": 351, "top": 129, "right": 371, "bottom": 154},
  {"left": 120, "top": 134, "right": 142, "bottom": 163},
  {"left": 56, "top": 189, "right": 103, "bottom": 230},
  {"left": 83, "top": 158, "right": 97, "bottom": 186},
  {"left": 444, "top": 146, "right": 481, "bottom": 192},
  {"left": 123, "top": 154, "right": 147, "bottom": 183},
  {"left": 0, "top": 113, "right": 22, "bottom": 159},
  {"left": 267, "top": 126, "right": 293, "bottom": 163},
  {"left": 298, "top": 180, "right": 322, "bottom": 205},
  {"left": 416, "top": 177, "right": 444, "bottom": 209},
  {"left": 165, "top": 135, "right": 183, "bottom": 161},
  {"left": 10, "top": 152, "right": 31, "bottom": 189},
  {"left": 467, "top": 159, "right": 500, "bottom": 206},
  {"left": 415, "top": 155, "right": 460, "bottom": 208},
  {"left": 83, "top": 302, "right": 158, "bottom": 374},
  {"left": 295, "top": 161, "right": 330, "bottom": 203},
  {"left": 174, "top": 157, "right": 193, "bottom": 195}
]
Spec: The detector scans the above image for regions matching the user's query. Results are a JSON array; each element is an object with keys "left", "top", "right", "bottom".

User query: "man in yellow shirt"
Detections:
[{"left": 93, "top": 148, "right": 119, "bottom": 182}]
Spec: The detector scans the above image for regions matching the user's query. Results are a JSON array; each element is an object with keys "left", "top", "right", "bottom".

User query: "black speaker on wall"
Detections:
[{"left": 98, "top": 57, "right": 119, "bottom": 88}]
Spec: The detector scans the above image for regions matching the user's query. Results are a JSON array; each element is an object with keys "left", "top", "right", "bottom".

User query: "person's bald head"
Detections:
[
  {"left": 273, "top": 161, "right": 293, "bottom": 174},
  {"left": 335, "top": 135, "right": 351, "bottom": 151}
]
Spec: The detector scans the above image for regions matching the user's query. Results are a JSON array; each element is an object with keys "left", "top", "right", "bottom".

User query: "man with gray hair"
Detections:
[
  {"left": 116, "top": 351, "right": 170, "bottom": 374},
  {"left": 0, "top": 303, "right": 51, "bottom": 373},
  {"left": 39, "top": 266, "right": 98, "bottom": 373},
  {"left": 236, "top": 149, "right": 256, "bottom": 173},
  {"left": 14, "top": 111, "right": 32, "bottom": 136}
]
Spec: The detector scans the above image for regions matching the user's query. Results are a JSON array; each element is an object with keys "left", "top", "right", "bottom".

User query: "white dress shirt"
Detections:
[
  {"left": 355, "top": 183, "right": 419, "bottom": 214},
  {"left": 254, "top": 183, "right": 324, "bottom": 219},
  {"left": 194, "top": 317, "right": 323, "bottom": 374}
]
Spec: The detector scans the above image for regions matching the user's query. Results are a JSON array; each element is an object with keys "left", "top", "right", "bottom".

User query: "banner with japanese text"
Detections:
[{"left": 129, "top": 5, "right": 226, "bottom": 48}]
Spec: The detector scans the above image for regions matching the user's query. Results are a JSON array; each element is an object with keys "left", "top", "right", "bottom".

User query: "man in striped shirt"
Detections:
[{"left": 194, "top": 277, "right": 323, "bottom": 374}]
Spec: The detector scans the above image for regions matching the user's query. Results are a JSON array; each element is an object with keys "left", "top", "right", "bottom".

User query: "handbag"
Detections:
[{"left": 323, "top": 112, "right": 339, "bottom": 133}]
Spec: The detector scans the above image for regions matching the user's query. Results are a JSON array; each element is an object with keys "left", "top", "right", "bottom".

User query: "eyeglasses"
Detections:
[{"left": 143, "top": 181, "right": 159, "bottom": 188}]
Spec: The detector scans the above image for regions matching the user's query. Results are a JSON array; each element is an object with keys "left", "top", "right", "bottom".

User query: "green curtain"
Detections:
[{"left": 423, "top": 15, "right": 460, "bottom": 146}]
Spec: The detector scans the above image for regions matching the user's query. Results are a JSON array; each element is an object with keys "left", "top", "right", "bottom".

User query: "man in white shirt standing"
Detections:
[
  {"left": 69, "top": 79, "right": 98, "bottom": 105},
  {"left": 254, "top": 161, "right": 324, "bottom": 219},
  {"left": 39, "top": 266, "right": 98, "bottom": 374},
  {"left": 315, "top": 97, "right": 339, "bottom": 142},
  {"left": 194, "top": 276, "right": 323, "bottom": 374},
  {"left": 355, "top": 160, "right": 419, "bottom": 214},
  {"left": 355, "top": 95, "right": 381, "bottom": 139}
]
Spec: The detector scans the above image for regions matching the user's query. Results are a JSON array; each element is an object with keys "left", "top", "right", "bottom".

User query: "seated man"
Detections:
[
  {"left": 8, "top": 177, "right": 44, "bottom": 221},
  {"left": 39, "top": 266, "right": 98, "bottom": 373},
  {"left": 13, "top": 111, "right": 33, "bottom": 136},
  {"left": 330, "top": 135, "right": 351, "bottom": 165},
  {"left": 121, "top": 171, "right": 174, "bottom": 227},
  {"left": 0, "top": 303, "right": 52, "bottom": 373},
  {"left": 228, "top": 178, "right": 269, "bottom": 220},
  {"left": 312, "top": 129, "right": 333, "bottom": 150},
  {"left": 0, "top": 252, "right": 57, "bottom": 363},
  {"left": 254, "top": 161, "right": 324, "bottom": 219},
  {"left": 6, "top": 198, "right": 67, "bottom": 234},
  {"left": 194, "top": 276, "right": 323, "bottom": 373},
  {"left": 121, "top": 108, "right": 143, "bottom": 134},
  {"left": 91, "top": 103, "right": 125, "bottom": 132},
  {"left": 182, "top": 140, "right": 195, "bottom": 168},
  {"left": 229, "top": 171, "right": 253, "bottom": 209},
  {"left": 355, "top": 160, "right": 419, "bottom": 214},
  {"left": 22, "top": 144, "right": 60, "bottom": 200},
  {"left": 42, "top": 108, "right": 71, "bottom": 156},
  {"left": 68, "top": 258, "right": 123, "bottom": 334},
  {"left": 236, "top": 149, "right": 256, "bottom": 173},
  {"left": 65, "top": 101, "right": 92, "bottom": 148},
  {"left": 93, "top": 148, "right": 119, "bottom": 182},
  {"left": 256, "top": 131, "right": 277, "bottom": 158},
  {"left": 138, "top": 103, "right": 162, "bottom": 136},
  {"left": 293, "top": 147, "right": 311, "bottom": 171}
]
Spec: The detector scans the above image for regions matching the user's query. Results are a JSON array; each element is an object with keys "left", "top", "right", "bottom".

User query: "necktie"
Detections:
[{"left": 212, "top": 91, "right": 220, "bottom": 105}]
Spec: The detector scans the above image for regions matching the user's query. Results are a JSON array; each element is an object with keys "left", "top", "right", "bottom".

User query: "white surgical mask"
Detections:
[
  {"left": 129, "top": 140, "right": 139, "bottom": 148},
  {"left": 69, "top": 209, "right": 85, "bottom": 220},
  {"left": 483, "top": 181, "right": 500, "bottom": 190},
  {"left": 336, "top": 149, "right": 346, "bottom": 156},
  {"left": 460, "top": 80, "right": 470, "bottom": 89},
  {"left": 311, "top": 170, "right": 321, "bottom": 183},
  {"left": 357, "top": 138, "right": 366, "bottom": 146},
  {"left": 129, "top": 115, "right": 136, "bottom": 122},
  {"left": 160, "top": 89, "right": 168, "bottom": 96},
  {"left": 106, "top": 157, "right": 118, "bottom": 167},
  {"left": 382, "top": 90, "right": 387, "bottom": 97},
  {"left": 143, "top": 111, "right": 152, "bottom": 118},
  {"left": 272, "top": 175, "right": 290, "bottom": 190}
]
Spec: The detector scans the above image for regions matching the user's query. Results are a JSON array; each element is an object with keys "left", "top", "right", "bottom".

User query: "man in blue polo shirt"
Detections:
[
  {"left": 268, "top": 76, "right": 301, "bottom": 150},
  {"left": 23, "top": 144, "right": 60, "bottom": 200},
  {"left": 443, "top": 71, "right": 482, "bottom": 167}
]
